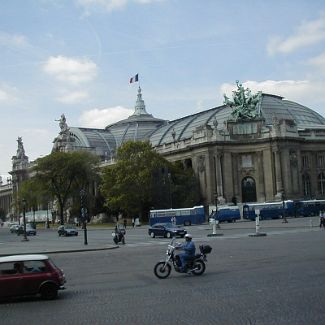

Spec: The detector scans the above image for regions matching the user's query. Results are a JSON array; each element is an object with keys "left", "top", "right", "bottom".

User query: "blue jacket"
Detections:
[{"left": 181, "top": 241, "right": 196, "bottom": 257}]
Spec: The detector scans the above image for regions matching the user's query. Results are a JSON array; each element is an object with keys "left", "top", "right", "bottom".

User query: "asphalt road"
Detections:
[{"left": 1, "top": 218, "right": 325, "bottom": 325}]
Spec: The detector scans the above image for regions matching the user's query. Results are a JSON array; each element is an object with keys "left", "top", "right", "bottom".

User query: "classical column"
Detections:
[
  {"left": 274, "top": 149, "right": 283, "bottom": 199},
  {"left": 232, "top": 153, "right": 239, "bottom": 200},
  {"left": 257, "top": 151, "right": 266, "bottom": 201},
  {"left": 215, "top": 153, "right": 224, "bottom": 202}
]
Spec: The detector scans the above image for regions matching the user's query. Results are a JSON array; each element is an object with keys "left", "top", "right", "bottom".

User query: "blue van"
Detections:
[{"left": 211, "top": 206, "right": 241, "bottom": 222}]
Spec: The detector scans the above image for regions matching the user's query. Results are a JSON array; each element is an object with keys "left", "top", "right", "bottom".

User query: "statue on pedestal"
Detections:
[
  {"left": 16, "top": 137, "right": 26, "bottom": 159},
  {"left": 224, "top": 81, "right": 262, "bottom": 121}
]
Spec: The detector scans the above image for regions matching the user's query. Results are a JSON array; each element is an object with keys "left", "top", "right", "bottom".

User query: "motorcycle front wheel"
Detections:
[
  {"left": 154, "top": 262, "right": 171, "bottom": 279},
  {"left": 192, "top": 260, "right": 206, "bottom": 276}
]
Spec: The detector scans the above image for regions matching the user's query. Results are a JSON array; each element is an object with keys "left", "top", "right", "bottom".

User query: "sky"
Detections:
[{"left": 1, "top": 0, "right": 325, "bottom": 182}]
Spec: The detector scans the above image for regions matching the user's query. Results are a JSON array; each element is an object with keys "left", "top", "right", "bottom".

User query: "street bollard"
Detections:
[
  {"left": 212, "top": 219, "right": 217, "bottom": 235},
  {"left": 255, "top": 214, "right": 260, "bottom": 234},
  {"left": 249, "top": 209, "right": 266, "bottom": 237},
  {"left": 207, "top": 218, "right": 223, "bottom": 237}
]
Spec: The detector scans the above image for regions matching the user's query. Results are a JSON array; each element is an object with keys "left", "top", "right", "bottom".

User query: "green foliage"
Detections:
[
  {"left": 19, "top": 178, "right": 49, "bottom": 212},
  {"left": 32, "top": 151, "right": 100, "bottom": 224},
  {"left": 169, "top": 162, "right": 201, "bottom": 208},
  {"left": 100, "top": 141, "right": 201, "bottom": 220},
  {"left": 101, "top": 141, "right": 167, "bottom": 218}
]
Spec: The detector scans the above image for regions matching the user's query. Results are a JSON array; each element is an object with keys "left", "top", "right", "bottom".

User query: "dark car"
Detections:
[
  {"left": 0, "top": 254, "right": 66, "bottom": 300},
  {"left": 58, "top": 225, "right": 78, "bottom": 237},
  {"left": 17, "top": 224, "right": 37, "bottom": 236},
  {"left": 148, "top": 223, "right": 187, "bottom": 238}
]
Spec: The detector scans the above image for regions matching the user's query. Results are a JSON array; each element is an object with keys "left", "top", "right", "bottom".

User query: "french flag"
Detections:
[{"left": 129, "top": 74, "right": 139, "bottom": 84}]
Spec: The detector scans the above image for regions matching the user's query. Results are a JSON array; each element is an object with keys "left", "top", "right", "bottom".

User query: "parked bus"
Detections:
[
  {"left": 149, "top": 206, "right": 205, "bottom": 226},
  {"left": 210, "top": 205, "right": 241, "bottom": 223},
  {"left": 294, "top": 199, "right": 325, "bottom": 217},
  {"left": 242, "top": 201, "right": 295, "bottom": 221}
]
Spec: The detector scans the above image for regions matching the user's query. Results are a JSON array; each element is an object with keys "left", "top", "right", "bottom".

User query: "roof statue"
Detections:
[
  {"left": 53, "top": 114, "right": 74, "bottom": 152},
  {"left": 57, "top": 114, "right": 69, "bottom": 134},
  {"left": 16, "top": 136, "right": 26, "bottom": 159},
  {"left": 224, "top": 81, "right": 262, "bottom": 121}
]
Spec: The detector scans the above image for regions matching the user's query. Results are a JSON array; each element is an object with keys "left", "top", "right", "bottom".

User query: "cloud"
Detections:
[
  {"left": 77, "top": 0, "right": 163, "bottom": 13},
  {"left": 220, "top": 79, "right": 325, "bottom": 105},
  {"left": 0, "top": 32, "right": 29, "bottom": 48},
  {"left": 79, "top": 106, "right": 133, "bottom": 128},
  {"left": 57, "top": 90, "right": 89, "bottom": 104},
  {"left": 267, "top": 12, "right": 325, "bottom": 55},
  {"left": 0, "top": 84, "right": 18, "bottom": 103},
  {"left": 43, "top": 55, "right": 97, "bottom": 84},
  {"left": 307, "top": 52, "right": 325, "bottom": 73}
]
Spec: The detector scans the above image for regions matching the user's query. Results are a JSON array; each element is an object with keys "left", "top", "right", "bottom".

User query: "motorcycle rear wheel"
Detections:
[
  {"left": 154, "top": 262, "right": 171, "bottom": 279},
  {"left": 192, "top": 260, "right": 206, "bottom": 276}
]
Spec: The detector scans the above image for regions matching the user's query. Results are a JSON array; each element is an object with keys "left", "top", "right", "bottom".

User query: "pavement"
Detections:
[
  {"left": 0, "top": 216, "right": 322, "bottom": 257},
  {"left": 0, "top": 226, "right": 119, "bottom": 257}
]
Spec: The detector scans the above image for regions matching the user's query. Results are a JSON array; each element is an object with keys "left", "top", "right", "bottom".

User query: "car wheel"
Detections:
[
  {"left": 150, "top": 232, "right": 155, "bottom": 238},
  {"left": 40, "top": 283, "right": 58, "bottom": 300},
  {"left": 166, "top": 232, "right": 171, "bottom": 238}
]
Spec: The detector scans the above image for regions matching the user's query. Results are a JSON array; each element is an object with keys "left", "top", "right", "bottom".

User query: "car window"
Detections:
[
  {"left": 0, "top": 262, "right": 22, "bottom": 276},
  {"left": 24, "top": 260, "right": 48, "bottom": 273}
]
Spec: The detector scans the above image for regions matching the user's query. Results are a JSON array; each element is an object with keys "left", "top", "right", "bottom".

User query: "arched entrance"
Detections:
[{"left": 242, "top": 176, "right": 257, "bottom": 203}]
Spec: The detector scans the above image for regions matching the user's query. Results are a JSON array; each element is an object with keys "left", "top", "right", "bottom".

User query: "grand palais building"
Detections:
[{"left": 2, "top": 82, "right": 325, "bottom": 219}]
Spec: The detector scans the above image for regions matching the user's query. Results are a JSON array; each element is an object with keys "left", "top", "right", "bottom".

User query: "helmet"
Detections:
[{"left": 185, "top": 234, "right": 192, "bottom": 239}]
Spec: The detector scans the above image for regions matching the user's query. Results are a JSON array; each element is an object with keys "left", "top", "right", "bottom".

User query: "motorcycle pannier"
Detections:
[{"left": 200, "top": 244, "right": 212, "bottom": 254}]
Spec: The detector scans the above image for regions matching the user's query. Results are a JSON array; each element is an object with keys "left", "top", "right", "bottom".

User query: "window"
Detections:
[
  {"left": 318, "top": 172, "right": 325, "bottom": 195},
  {"left": 24, "top": 260, "right": 48, "bottom": 273},
  {"left": 0, "top": 262, "right": 17, "bottom": 276},
  {"left": 242, "top": 155, "right": 253, "bottom": 168},
  {"left": 302, "top": 174, "right": 311, "bottom": 196},
  {"left": 317, "top": 155, "right": 325, "bottom": 168},
  {"left": 302, "top": 155, "right": 309, "bottom": 168}
]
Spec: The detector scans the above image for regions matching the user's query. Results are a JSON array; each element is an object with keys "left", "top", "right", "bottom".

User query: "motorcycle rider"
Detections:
[{"left": 177, "top": 233, "right": 196, "bottom": 272}]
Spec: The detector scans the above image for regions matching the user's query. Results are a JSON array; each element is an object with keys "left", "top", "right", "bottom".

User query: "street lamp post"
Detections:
[
  {"left": 282, "top": 191, "right": 288, "bottom": 223},
  {"left": 168, "top": 172, "right": 172, "bottom": 209},
  {"left": 80, "top": 189, "right": 88, "bottom": 245},
  {"left": 22, "top": 199, "right": 29, "bottom": 242},
  {"left": 46, "top": 203, "right": 50, "bottom": 228}
]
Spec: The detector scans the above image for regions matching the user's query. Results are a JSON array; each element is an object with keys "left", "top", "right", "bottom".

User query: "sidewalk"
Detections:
[{"left": 0, "top": 228, "right": 118, "bottom": 257}]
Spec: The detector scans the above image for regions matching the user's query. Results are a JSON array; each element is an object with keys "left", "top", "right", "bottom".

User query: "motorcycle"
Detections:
[
  {"left": 153, "top": 238, "right": 212, "bottom": 279},
  {"left": 112, "top": 226, "right": 126, "bottom": 245}
]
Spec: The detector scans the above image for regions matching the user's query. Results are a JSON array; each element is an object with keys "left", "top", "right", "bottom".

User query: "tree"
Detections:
[
  {"left": 32, "top": 151, "right": 100, "bottom": 225},
  {"left": 168, "top": 161, "right": 201, "bottom": 208},
  {"left": 100, "top": 141, "right": 201, "bottom": 221},
  {"left": 101, "top": 141, "right": 168, "bottom": 220},
  {"left": 18, "top": 178, "right": 48, "bottom": 224}
]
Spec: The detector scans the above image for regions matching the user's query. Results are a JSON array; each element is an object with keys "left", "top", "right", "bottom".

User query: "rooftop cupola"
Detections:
[{"left": 133, "top": 86, "right": 150, "bottom": 116}]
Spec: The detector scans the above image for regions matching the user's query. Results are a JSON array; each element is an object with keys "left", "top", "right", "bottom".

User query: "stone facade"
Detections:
[
  {"left": 155, "top": 118, "right": 325, "bottom": 205},
  {"left": 2, "top": 89, "right": 325, "bottom": 220}
]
